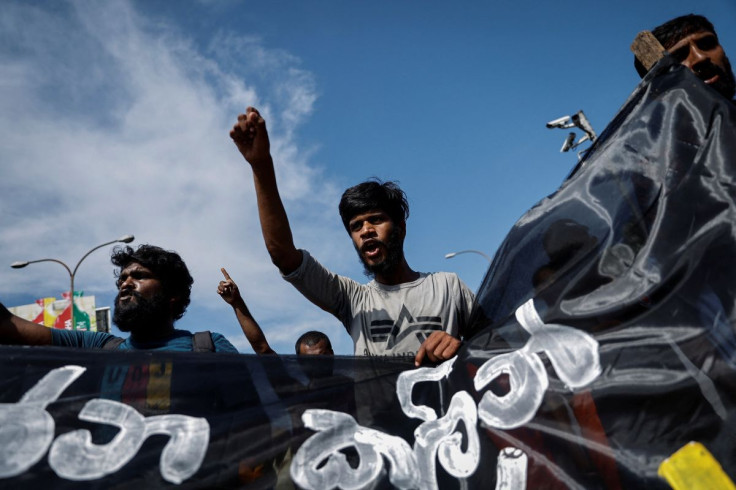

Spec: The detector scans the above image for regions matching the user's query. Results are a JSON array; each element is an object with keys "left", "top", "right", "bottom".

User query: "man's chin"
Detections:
[
  {"left": 114, "top": 297, "right": 135, "bottom": 312},
  {"left": 362, "top": 255, "right": 383, "bottom": 269},
  {"left": 113, "top": 319, "right": 151, "bottom": 334},
  {"left": 713, "top": 58, "right": 736, "bottom": 100},
  {"left": 112, "top": 313, "right": 136, "bottom": 333},
  {"left": 113, "top": 305, "right": 149, "bottom": 333},
  {"left": 709, "top": 76, "right": 736, "bottom": 99},
  {"left": 357, "top": 252, "right": 379, "bottom": 275},
  {"left": 361, "top": 258, "right": 392, "bottom": 278}
]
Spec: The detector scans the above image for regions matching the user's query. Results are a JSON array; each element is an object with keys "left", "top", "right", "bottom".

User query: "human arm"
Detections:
[
  {"left": 217, "top": 268, "right": 275, "bottom": 355},
  {"left": 230, "top": 107, "right": 302, "bottom": 274},
  {"left": 0, "top": 302, "right": 52, "bottom": 345}
]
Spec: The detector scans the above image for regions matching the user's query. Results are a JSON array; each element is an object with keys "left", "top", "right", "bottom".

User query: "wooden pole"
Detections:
[{"left": 631, "top": 30, "right": 666, "bottom": 72}]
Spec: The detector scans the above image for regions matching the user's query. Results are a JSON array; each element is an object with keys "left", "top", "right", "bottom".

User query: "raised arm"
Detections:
[
  {"left": 217, "top": 268, "right": 275, "bottom": 355},
  {"left": 0, "top": 302, "right": 52, "bottom": 345},
  {"left": 230, "top": 107, "right": 302, "bottom": 274}
]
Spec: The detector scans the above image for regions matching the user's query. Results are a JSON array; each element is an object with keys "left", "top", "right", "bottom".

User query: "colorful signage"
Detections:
[{"left": 9, "top": 293, "right": 97, "bottom": 331}]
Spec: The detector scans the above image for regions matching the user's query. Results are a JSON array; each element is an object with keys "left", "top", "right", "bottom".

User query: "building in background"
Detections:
[
  {"left": 8, "top": 292, "right": 101, "bottom": 332},
  {"left": 95, "top": 306, "right": 111, "bottom": 333}
]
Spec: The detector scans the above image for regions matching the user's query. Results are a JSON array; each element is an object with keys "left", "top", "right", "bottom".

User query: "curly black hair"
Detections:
[
  {"left": 338, "top": 179, "right": 409, "bottom": 233},
  {"left": 111, "top": 244, "right": 193, "bottom": 320}
]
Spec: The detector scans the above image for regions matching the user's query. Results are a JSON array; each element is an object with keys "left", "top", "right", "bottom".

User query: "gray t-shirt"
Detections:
[{"left": 284, "top": 250, "right": 476, "bottom": 357}]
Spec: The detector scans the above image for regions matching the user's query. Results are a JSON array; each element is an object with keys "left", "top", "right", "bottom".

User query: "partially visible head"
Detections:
[
  {"left": 635, "top": 14, "right": 735, "bottom": 99},
  {"left": 112, "top": 245, "right": 193, "bottom": 321},
  {"left": 645, "top": 14, "right": 716, "bottom": 56},
  {"left": 295, "top": 330, "right": 334, "bottom": 355}
]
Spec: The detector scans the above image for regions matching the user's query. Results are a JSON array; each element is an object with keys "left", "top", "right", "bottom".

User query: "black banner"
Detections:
[
  {"left": 2, "top": 55, "right": 736, "bottom": 489},
  {"left": 0, "top": 346, "right": 418, "bottom": 489},
  {"left": 461, "top": 54, "right": 736, "bottom": 489}
]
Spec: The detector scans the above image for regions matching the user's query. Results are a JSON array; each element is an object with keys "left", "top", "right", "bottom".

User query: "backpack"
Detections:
[{"left": 102, "top": 331, "right": 216, "bottom": 352}]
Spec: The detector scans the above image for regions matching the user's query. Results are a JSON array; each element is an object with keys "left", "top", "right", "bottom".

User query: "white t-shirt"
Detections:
[{"left": 284, "top": 250, "right": 476, "bottom": 357}]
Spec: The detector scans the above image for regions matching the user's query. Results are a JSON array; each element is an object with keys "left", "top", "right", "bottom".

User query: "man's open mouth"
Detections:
[
  {"left": 704, "top": 73, "right": 720, "bottom": 85},
  {"left": 117, "top": 291, "right": 135, "bottom": 303},
  {"left": 361, "top": 240, "right": 383, "bottom": 259}
]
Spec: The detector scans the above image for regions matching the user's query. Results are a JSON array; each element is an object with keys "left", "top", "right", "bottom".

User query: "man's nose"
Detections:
[
  {"left": 360, "top": 222, "right": 375, "bottom": 236},
  {"left": 119, "top": 276, "right": 135, "bottom": 289},
  {"left": 684, "top": 44, "right": 709, "bottom": 70}
]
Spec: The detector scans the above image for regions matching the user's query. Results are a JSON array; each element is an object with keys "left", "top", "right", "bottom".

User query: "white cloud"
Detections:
[{"left": 0, "top": 0, "right": 352, "bottom": 352}]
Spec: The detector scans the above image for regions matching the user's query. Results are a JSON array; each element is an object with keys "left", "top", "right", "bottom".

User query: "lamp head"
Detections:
[
  {"left": 118, "top": 235, "right": 135, "bottom": 244},
  {"left": 11, "top": 261, "right": 29, "bottom": 269}
]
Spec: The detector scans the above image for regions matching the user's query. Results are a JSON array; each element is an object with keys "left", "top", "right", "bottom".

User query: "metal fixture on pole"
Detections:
[
  {"left": 11, "top": 234, "right": 135, "bottom": 330},
  {"left": 546, "top": 110, "right": 597, "bottom": 160}
]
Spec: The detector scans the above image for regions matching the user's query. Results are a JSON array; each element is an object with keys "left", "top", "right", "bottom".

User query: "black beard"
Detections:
[
  {"left": 113, "top": 290, "right": 170, "bottom": 334},
  {"left": 719, "top": 54, "right": 736, "bottom": 100},
  {"left": 356, "top": 226, "right": 404, "bottom": 279}
]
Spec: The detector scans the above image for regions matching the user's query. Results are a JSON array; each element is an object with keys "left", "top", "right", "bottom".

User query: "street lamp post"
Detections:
[
  {"left": 11, "top": 234, "right": 135, "bottom": 330},
  {"left": 444, "top": 249, "right": 492, "bottom": 264}
]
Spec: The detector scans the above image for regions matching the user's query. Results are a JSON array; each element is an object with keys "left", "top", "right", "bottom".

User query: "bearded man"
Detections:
[
  {"left": 0, "top": 244, "right": 237, "bottom": 352},
  {"left": 231, "top": 108, "right": 475, "bottom": 365}
]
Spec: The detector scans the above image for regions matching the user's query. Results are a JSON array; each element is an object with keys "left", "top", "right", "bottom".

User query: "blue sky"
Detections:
[{"left": 1, "top": 0, "right": 734, "bottom": 354}]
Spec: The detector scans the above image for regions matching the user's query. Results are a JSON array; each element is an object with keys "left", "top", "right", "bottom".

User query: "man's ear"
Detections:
[
  {"left": 398, "top": 220, "right": 407, "bottom": 239},
  {"left": 169, "top": 296, "right": 180, "bottom": 315}
]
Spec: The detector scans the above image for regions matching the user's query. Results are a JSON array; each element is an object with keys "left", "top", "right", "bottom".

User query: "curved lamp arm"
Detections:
[{"left": 445, "top": 249, "right": 492, "bottom": 264}]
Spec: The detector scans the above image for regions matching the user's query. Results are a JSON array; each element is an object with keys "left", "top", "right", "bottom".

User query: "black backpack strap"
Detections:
[
  {"left": 102, "top": 337, "right": 126, "bottom": 350},
  {"left": 192, "top": 331, "right": 215, "bottom": 352}
]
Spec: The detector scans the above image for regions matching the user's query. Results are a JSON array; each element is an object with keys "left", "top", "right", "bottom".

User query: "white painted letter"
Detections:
[{"left": 0, "top": 365, "right": 85, "bottom": 478}]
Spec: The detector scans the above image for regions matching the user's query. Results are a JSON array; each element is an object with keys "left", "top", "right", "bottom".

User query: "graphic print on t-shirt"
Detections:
[{"left": 368, "top": 304, "right": 442, "bottom": 349}]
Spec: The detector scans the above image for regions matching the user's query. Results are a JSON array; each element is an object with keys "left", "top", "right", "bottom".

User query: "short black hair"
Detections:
[
  {"left": 111, "top": 244, "right": 193, "bottom": 320},
  {"left": 295, "top": 330, "right": 332, "bottom": 354},
  {"left": 635, "top": 14, "right": 717, "bottom": 77},
  {"left": 338, "top": 179, "right": 409, "bottom": 233}
]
